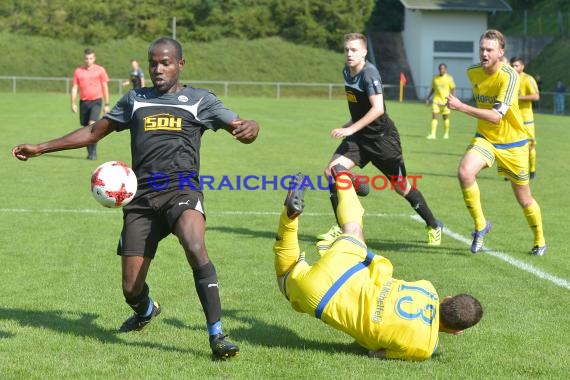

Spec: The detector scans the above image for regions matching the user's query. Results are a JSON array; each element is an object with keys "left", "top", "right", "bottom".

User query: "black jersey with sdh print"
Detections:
[
  {"left": 104, "top": 86, "right": 237, "bottom": 197},
  {"left": 343, "top": 61, "right": 396, "bottom": 138}
]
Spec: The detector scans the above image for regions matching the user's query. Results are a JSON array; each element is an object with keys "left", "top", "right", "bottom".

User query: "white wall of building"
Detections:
[{"left": 402, "top": 9, "right": 487, "bottom": 100}]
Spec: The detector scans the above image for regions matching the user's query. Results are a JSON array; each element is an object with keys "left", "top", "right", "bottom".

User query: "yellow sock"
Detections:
[
  {"left": 523, "top": 201, "right": 545, "bottom": 246},
  {"left": 529, "top": 145, "right": 536, "bottom": 173},
  {"left": 462, "top": 183, "right": 487, "bottom": 231},
  {"left": 430, "top": 119, "right": 438, "bottom": 136},
  {"left": 273, "top": 207, "right": 300, "bottom": 277},
  {"left": 443, "top": 119, "right": 450, "bottom": 135},
  {"left": 336, "top": 174, "right": 364, "bottom": 229}
]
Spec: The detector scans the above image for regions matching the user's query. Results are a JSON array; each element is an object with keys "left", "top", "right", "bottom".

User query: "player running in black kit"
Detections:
[
  {"left": 319, "top": 33, "right": 443, "bottom": 246},
  {"left": 12, "top": 37, "right": 260, "bottom": 360}
]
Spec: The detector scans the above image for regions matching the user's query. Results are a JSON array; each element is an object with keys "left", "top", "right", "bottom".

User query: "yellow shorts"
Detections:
[
  {"left": 432, "top": 103, "right": 450, "bottom": 116},
  {"left": 467, "top": 137, "right": 530, "bottom": 185}
]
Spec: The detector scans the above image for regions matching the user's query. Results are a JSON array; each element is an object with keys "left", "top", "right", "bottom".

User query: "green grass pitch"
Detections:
[{"left": 1, "top": 93, "right": 569, "bottom": 379}]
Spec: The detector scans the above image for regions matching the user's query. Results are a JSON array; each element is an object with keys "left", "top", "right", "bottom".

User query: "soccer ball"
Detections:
[{"left": 90, "top": 161, "right": 137, "bottom": 208}]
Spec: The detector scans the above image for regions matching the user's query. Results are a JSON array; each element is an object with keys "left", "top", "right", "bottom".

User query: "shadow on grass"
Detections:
[
  {"left": 209, "top": 225, "right": 467, "bottom": 255},
  {"left": 0, "top": 307, "right": 199, "bottom": 355},
  {"left": 407, "top": 149, "right": 464, "bottom": 158},
  {"left": 208, "top": 225, "right": 277, "bottom": 240},
  {"left": 163, "top": 309, "right": 365, "bottom": 357},
  {"left": 208, "top": 225, "right": 318, "bottom": 245},
  {"left": 408, "top": 171, "right": 458, "bottom": 179},
  {"left": 0, "top": 330, "right": 15, "bottom": 339},
  {"left": 366, "top": 239, "right": 468, "bottom": 256},
  {"left": 413, "top": 170, "right": 503, "bottom": 183}
]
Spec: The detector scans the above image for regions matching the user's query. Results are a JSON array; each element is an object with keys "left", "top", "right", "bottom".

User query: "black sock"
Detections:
[
  {"left": 329, "top": 183, "right": 340, "bottom": 226},
  {"left": 125, "top": 282, "right": 151, "bottom": 316},
  {"left": 193, "top": 261, "right": 222, "bottom": 325},
  {"left": 404, "top": 188, "right": 438, "bottom": 228}
]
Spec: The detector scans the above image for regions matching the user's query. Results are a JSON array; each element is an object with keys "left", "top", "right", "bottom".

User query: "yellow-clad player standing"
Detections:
[
  {"left": 425, "top": 63, "right": 456, "bottom": 139},
  {"left": 447, "top": 29, "right": 546, "bottom": 256},
  {"left": 273, "top": 169, "right": 483, "bottom": 361},
  {"left": 510, "top": 57, "right": 540, "bottom": 179}
]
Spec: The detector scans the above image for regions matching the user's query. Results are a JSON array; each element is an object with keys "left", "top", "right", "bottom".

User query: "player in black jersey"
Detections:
[
  {"left": 318, "top": 33, "right": 443, "bottom": 246},
  {"left": 12, "top": 37, "right": 260, "bottom": 360}
]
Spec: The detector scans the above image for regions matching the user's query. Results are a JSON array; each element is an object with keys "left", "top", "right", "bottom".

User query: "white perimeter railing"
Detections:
[
  {"left": 0, "top": 76, "right": 350, "bottom": 99},
  {"left": 0, "top": 75, "right": 566, "bottom": 115}
]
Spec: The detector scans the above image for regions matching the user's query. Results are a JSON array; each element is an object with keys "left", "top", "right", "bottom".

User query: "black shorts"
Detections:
[
  {"left": 334, "top": 123, "right": 407, "bottom": 178},
  {"left": 79, "top": 99, "right": 102, "bottom": 126},
  {"left": 116, "top": 189, "right": 205, "bottom": 258}
]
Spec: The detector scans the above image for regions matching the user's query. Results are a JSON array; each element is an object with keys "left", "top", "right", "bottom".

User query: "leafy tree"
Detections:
[
  {"left": 273, "top": 0, "right": 375, "bottom": 50},
  {"left": 0, "top": 0, "right": 375, "bottom": 50}
]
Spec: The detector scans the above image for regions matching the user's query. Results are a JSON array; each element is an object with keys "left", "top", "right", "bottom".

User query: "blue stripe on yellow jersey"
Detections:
[{"left": 284, "top": 238, "right": 439, "bottom": 361}]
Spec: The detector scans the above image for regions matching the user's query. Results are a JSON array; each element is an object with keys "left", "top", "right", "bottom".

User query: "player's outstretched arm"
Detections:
[
  {"left": 12, "top": 118, "right": 117, "bottom": 161},
  {"left": 331, "top": 93, "right": 384, "bottom": 139},
  {"left": 446, "top": 94, "right": 502, "bottom": 124},
  {"left": 425, "top": 88, "right": 434, "bottom": 105},
  {"left": 225, "top": 118, "right": 260, "bottom": 144}
]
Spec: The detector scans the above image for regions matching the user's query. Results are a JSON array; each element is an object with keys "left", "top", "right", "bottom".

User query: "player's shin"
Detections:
[
  {"left": 443, "top": 119, "right": 450, "bottom": 135},
  {"left": 336, "top": 173, "right": 364, "bottom": 228},
  {"left": 193, "top": 261, "right": 222, "bottom": 325},
  {"left": 430, "top": 119, "right": 438, "bottom": 136},
  {"left": 462, "top": 183, "right": 486, "bottom": 230},
  {"left": 329, "top": 183, "right": 341, "bottom": 225},
  {"left": 125, "top": 282, "right": 153, "bottom": 316},
  {"left": 274, "top": 207, "right": 301, "bottom": 277},
  {"left": 523, "top": 200, "right": 545, "bottom": 247},
  {"left": 405, "top": 188, "right": 438, "bottom": 228}
]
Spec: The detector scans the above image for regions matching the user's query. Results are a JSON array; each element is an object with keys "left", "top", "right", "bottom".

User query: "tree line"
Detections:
[{"left": 0, "top": 0, "right": 378, "bottom": 50}]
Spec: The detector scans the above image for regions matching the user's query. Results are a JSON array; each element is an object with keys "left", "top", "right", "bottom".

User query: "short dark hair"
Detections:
[
  {"left": 149, "top": 37, "right": 183, "bottom": 60},
  {"left": 344, "top": 33, "right": 367, "bottom": 46},
  {"left": 84, "top": 48, "right": 94, "bottom": 55},
  {"left": 440, "top": 294, "right": 483, "bottom": 330},
  {"left": 510, "top": 56, "right": 524, "bottom": 65}
]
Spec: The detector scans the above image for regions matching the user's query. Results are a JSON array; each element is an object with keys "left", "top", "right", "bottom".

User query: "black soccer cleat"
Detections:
[
  {"left": 210, "top": 334, "right": 239, "bottom": 360},
  {"left": 118, "top": 301, "right": 161, "bottom": 333},
  {"left": 331, "top": 164, "right": 369, "bottom": 197},
  {"left": 529, "top": 244, "right": 547, "bottom": 256},
  {"left": 284, "top": 172, "right": 308, "bottom": 219}
]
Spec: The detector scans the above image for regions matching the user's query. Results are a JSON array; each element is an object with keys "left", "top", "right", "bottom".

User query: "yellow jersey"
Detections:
[
  {"left": 467, "top": 63, "right": 528, "bottom": 145},
  {"left": 283, "top": 236, "right": 440, "bottom": 361},
  {"left": 431, "top": 73, "right": 456, "bottom": 106},
  {"left": 519, "top": 72, "right": 539, "bottom": 124}
]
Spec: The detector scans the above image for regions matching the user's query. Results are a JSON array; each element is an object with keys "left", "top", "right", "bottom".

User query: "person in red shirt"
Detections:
[{"left": 71, "top": 48, "right": 110, "bottom": 160}]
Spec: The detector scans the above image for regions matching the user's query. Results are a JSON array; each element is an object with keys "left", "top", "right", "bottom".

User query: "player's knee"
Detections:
[
  {"left": 122, "top": 280, "right": 145, "bottom": 300},
  {"left": 457, "top": 165, "right": 474, "bottom": 184},
  {"left": 342, "top": 222, "right": 363, "bottom": 239},
  {"left": 181, "top": 239, "right": 205, "bottom": 256},
  {"left": 180, "top": 239, "right": 209, "bottom": 266},
  {"left": 457, "top": 171, "right": 469, "bottom": 186}
]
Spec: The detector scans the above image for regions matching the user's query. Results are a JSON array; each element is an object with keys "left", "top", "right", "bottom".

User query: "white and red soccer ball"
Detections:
[{"left": 90, "top": 161, "right": 137, "bottom": 208}]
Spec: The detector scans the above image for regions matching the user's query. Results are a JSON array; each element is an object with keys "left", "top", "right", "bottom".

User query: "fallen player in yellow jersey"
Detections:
[{"left": 273, "top": 165, "right": 483, "bottom": 361}]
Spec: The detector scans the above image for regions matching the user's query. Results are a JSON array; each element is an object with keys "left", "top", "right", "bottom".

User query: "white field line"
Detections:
[
  {"left": 409, "top": 214, "right": 570, "bottom": 291},
  {"left": 1, "top": 208, "right": 118, "bottom": 213},
  {"left": 2, "top": 208, "right": 568, "bottom": 291},
  {"left": 0, "top": 209, "right": 404, "bottom": 217}
]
